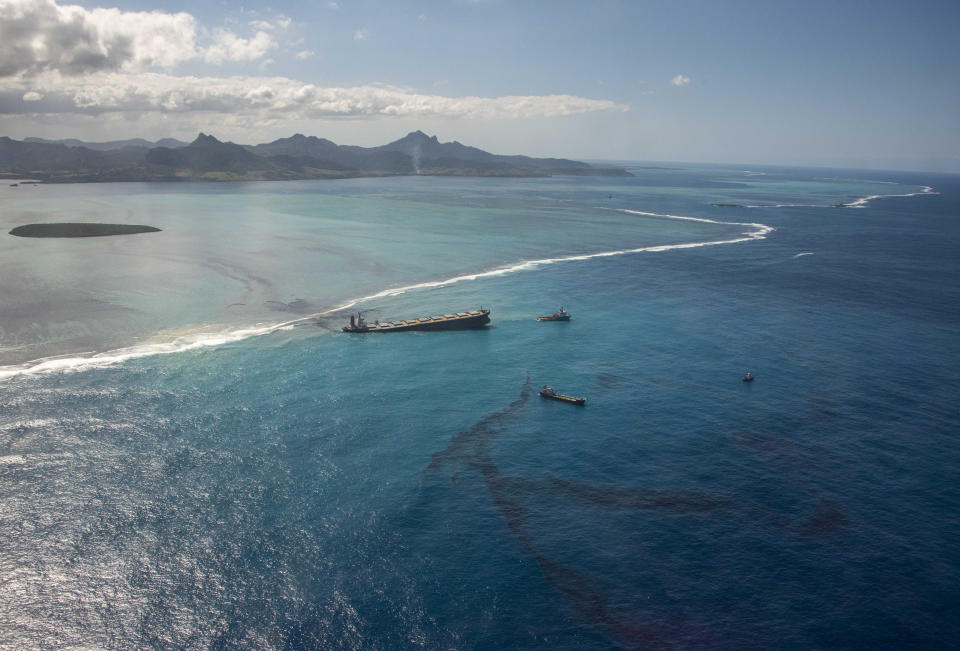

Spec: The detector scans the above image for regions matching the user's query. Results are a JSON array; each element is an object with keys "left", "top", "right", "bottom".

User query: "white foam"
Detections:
[
  {"left": 750, "top": 185, "right": 937, "bottom": 210},
  {"left": 844, "top": 185, "right": 938, "bottom": 208},
  {"left": 0, "top": 209, "right": 774, "bottom": 381},
  {"left": 0, "top": 322, "right": 301, "bottom": 382},
  {"left": 794, "top": 252, "right": 815, "bottom": 258},
  {"left": 744, "top": 183, "right": 937, "bottom": 210}
]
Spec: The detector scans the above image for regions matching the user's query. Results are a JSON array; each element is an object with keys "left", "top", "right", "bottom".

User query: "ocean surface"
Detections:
[{"left": 1, "top": 164, "right": 958, "bottom": 649}]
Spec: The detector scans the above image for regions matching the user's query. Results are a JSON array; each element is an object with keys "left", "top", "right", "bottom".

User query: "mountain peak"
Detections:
[
  {"left": 404, "top": 130, "right": 438, "bottom": 143},
  {"left": 192, "top": 133, "right": 222, "bottom": 146}
]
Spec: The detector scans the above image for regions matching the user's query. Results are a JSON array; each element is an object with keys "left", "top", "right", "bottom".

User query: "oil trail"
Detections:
[
  {"left": 425, "top": 377, "right": 849, "bottom": 645},
  {"left": 425, "top": 375, "right": 677, "bottom": 648}
]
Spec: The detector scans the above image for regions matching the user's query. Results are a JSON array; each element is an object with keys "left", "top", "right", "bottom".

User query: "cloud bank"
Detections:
[
  {"left": 0, "top": 0, "right": 628, "bottom": 127},
  {"left": 0, "top": 72, "right": 628, "bottom": 120}
]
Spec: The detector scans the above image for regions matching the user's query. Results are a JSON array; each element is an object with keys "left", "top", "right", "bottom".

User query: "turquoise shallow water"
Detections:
[
  {"left": 0, "top": 173, "right": 748, "bottom": 367},
  {"left": 1, "top": 166, "right": 958, "bottom": 648}
]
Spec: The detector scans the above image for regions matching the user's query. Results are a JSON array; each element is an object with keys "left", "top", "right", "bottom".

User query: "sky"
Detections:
[{"left": 1, "top": 0, "right": 958, "bottom": 172}]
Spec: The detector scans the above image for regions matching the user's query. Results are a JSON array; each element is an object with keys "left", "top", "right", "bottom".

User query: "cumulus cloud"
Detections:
[
  {"left": 0, "top": 0, "right": 630, "bottom": 129},
  {"left": 671, "top": 74, "right": 691, "bottom": 86},
  {"left": 0, "top": 71, "right": 629, "bottom": 121},
  {"left": 204, "top": 30, "right": 276, "bottom": 64},
  {"left": 0, "top": 0, "right": 275, "bottom": 77}
]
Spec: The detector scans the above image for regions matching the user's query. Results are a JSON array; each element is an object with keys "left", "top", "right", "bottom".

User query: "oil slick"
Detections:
[{"left": 425, "top": 378, "right": 850, "bottom": 646}]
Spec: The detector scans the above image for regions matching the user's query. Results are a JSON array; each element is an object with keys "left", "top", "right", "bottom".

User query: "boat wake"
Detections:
[{"left": 1, "top": 209, "right": 770, "bottom": 381}]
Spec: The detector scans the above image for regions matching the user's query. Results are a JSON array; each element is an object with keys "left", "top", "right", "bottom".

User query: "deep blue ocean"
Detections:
[{"left": 1, "top": 165, "right": 958, "bottom": 649}]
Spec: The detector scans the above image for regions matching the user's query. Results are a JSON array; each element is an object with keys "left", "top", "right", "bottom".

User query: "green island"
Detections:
[{"left": 9, "top": 223, "right": 161, "bottom": 238}]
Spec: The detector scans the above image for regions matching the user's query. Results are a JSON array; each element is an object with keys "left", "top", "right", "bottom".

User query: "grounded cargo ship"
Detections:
[{"left": 342, "top": 309, "right": 490, "bottom": 333}]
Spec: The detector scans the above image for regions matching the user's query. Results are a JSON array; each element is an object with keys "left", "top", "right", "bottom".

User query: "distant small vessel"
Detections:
[
  {"left": 742, "top": 372, "right": 754, "bottom": 382},
  {"left": 342, "top": 309, "right": 490, "bottom": 333},
  {"left": 9, "top": 183, "right": 18, "bottom": 187},
  {"left": 539, "top": 386, "right": 586, "bottom": 405},
  {"left": 537, "top": 307, "right": 571, "bottom": 322}
]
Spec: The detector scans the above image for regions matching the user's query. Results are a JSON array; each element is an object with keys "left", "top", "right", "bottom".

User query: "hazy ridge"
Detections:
[{"left": 0, "top": 130, "right": 632, "bottom": 182}]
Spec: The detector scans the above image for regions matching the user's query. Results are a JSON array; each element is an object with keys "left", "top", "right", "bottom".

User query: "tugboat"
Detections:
[
  {"left": 536, "top": 307, "right": 571, "bottom": 322},
  {"left": 742, "top": 371, "right": 754, "bottom": 382},
  {"left": 342, "top": 309, "right": 490, "bottom": 333},
  {"left": 539, "top": 386, "right": 586, "bottom": 406}
]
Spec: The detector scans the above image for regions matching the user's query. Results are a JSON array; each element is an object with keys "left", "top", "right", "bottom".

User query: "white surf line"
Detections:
[
  {"left": 843, "top": 185, "right": 937, "bottom": 208},
  {"left": 744, "top": 184, "right": 938, "bottom": 209},
  {"left": 794, "top": 252, "right": 815, "bottom": 258},
  {"left": 313, "top": 209, "right": 773, "bottom": 316},
  {"left": 0, "top": 209, "right": 773, "bottom": 381},
  {"left": 0, "top": 322, "right": 301, "bottom": 381}
]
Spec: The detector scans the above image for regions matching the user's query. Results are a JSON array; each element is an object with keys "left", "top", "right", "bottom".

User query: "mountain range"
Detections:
[{"left": 0, "top": 131, "right": 631, "bottom": 182}]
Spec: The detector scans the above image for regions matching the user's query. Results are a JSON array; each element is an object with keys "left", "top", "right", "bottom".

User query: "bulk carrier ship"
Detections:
[{"left": 342, "top": 309, "right": 490, "bottom": 333}]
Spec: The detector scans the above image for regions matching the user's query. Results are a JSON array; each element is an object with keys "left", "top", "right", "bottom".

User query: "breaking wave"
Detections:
[
  {"left": 0, "top": 323, "right": 299, "bottom": 382},
  {"left": 744, "top": 184, "right": 937, "bottom": 209},
  {"left": 2, "top": 209, "right": 774, "bottom": 381},
  {"left": 842, "top": 185, "right": 937, "bottom": 208}
]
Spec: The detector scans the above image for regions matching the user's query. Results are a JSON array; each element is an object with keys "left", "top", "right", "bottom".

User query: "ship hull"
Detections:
[
  {"left": 540, "top": 392, "right": 586, "bottom": 405},
  {"left": 343, "top": 310, "right": 490, "bottom": 333}
]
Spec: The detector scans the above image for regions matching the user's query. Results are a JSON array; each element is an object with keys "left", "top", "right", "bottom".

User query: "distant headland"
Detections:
[
  {"left": 0, "top": 131, "right": 633, "bottom": 183},
  {"left": 9, "top": 223, "right": 161, "bottom": 238}
]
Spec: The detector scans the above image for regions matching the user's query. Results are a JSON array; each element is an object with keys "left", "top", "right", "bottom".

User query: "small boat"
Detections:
[
  {"left": 539, "top": 386, "right": 586, "bottom": 406},
  {"left": 742, "top": 372, "right": 754, "bottom": 382},
  {"left": 536, "top": 307, "right": 571, "bottom": 322}
]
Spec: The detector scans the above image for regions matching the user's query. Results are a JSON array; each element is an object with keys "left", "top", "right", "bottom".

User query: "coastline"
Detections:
[{"left": 0, "top": 168, "right": 632, "bottom": 184}]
